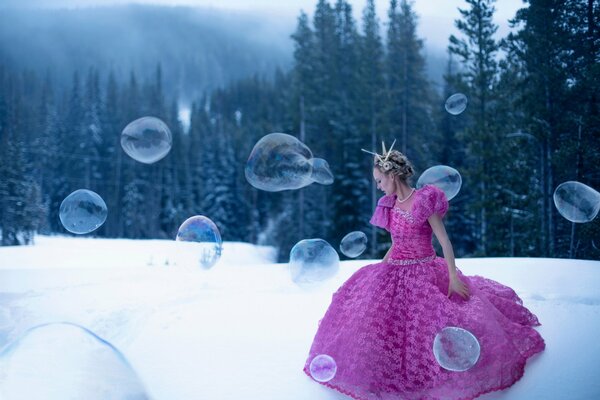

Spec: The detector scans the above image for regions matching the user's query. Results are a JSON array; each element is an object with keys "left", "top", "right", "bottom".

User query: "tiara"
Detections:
[{"left": 361, "top": 139, "right": 396, "bottom": 171}]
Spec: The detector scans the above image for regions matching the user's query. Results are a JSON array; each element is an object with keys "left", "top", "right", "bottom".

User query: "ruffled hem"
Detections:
[{"left": 303, "top": 340, "right": 545, "bottom": 400}]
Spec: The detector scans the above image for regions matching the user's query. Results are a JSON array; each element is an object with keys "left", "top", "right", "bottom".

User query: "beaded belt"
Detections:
[{"left": 388, "top": 254, "right": 436, "bottom": 266}]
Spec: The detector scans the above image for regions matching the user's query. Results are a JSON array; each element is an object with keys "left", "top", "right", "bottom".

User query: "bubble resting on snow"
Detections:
[
  {"left": 433, "top": 326, "right": 480, "bottom": 372},
  {"left": 289, "top": 239, "right": 339, "bottom": 286},
  {"left": 0, "top": 322, "right": 149, "bottom": 400},
  {"left": 553, "top": 181, "right": 600, "bottom": 223},
  {"left": 59, "top": 189, "right": 108, "bottom": 234},
  {"left": 176, "top": 215, "right": 223, "bottom": 269},
  {"left": 339, "top": 231, "right": 368, "bottom": 258},
  {"left": 121, "top": 116, "right": 173, "bottom": 164},
  {"left": 416, "top": 165, "right": 462, "bottom": 201}
]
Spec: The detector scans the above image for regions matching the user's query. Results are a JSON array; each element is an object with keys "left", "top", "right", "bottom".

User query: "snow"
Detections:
[{"left": 0, "top": 236, "right": 599, "bottom": 399}]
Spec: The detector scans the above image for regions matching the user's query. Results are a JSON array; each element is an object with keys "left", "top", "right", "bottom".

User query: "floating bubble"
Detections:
[
  {"left": 309, "top": 354, "right": 337, "bottom": 382},
  {"left": 0, "top": 322, "right": 149, "bottom": 400},
  {"left": 245, "top": 133, "right": 314, "bottom": 192},
  {"left": 176, "top": 215, "right": 223, "bottom": 269},
  {"left": 553, "top": 181, "right": 600, "bottom": 223},
  {"left": 59, "top": 189, "right": 107, "bottom": 234},
  {"left": 339, "top": 231, "right": 367, "bottom": 258},
  {"left": 121, "top": 116, "right": 172, "bottom": 164},
  {"left": 445, "top": 93, "right": 468, "bottom": 115},
  {"left": 289, "top": 239, "right": 339, "bottom": 285},
  {"left": 310, "top": 158, "right": 334, "bottom": 185},
  {"left": 433, "top": 326, "right": 480, "bottom": 372},
  {"left": 416, "top": 165, "right": 462, "bottom": 201}
]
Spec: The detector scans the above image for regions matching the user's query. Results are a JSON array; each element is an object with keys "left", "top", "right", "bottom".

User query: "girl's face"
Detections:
[{"left": 373, "top": 168, "right": 396, "bottom": 196}]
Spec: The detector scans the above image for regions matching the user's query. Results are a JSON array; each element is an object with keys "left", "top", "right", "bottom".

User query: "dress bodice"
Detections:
[{"left": 370, "top": 185, "right": 449, "bottom": 262}]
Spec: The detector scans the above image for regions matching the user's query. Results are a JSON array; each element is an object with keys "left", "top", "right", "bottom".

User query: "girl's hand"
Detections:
[{"left": 448, "top": 274, "right": 470, "bottom": 299}]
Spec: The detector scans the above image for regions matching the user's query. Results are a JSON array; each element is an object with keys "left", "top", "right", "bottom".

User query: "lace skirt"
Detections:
[{"left": 303, "top": 257, "right": 545, "bottom": 400}]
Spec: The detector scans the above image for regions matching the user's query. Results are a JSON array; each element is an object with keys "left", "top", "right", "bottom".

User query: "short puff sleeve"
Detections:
[
  {"left": 369, "top": 194, "right": 395, "bottom": 231},
  {"left": 416, "top": 185, "right": 449, "bottom": 222}
]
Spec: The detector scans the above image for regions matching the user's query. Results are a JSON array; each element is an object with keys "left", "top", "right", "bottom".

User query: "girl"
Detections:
[{"left": 303, "top": 145, "right": 545, "bottom": 400}]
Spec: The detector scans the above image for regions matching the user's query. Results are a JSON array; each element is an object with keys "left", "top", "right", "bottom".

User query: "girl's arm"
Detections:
[{"left": 428, "top": 214, "right": 470, "bottom": 299}]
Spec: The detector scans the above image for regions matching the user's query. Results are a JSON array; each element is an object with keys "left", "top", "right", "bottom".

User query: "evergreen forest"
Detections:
[{"left": 0, "top": 0, "right": 598, "bottom": 261}]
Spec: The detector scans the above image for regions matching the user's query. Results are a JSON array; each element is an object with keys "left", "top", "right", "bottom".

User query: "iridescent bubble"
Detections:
[
  {"left": 176, "top": 215, "right": 223, "bottom": 269},
  {"left": 309, "top": 354, "right": 337, "bottom": 382},
  {"left": 433, "top": 326, "right": 480, "bottom": 372},
  {"left": 339, "top": 231, "right": 367, "bottom": 258},
  {"left": 289, "top": 239, "right": 339, "bottom": 285},
  {"left": 59, "top": 189, "right": 107, "bottom": 234},
  {"left": 416, "top": 165, "right": 462, "bottom": 201},
  {"left": 121, "top": 116, "right": 172, "bottom": 164},
  {"left": 0, "top": 322, "right": 149, "bottom": 400},
  {"left": 310, "top": 158, "right": 334, "bottom": 185},
  {"left": 245, "top": 133, "right": 314, "bottom": 192},
  {"left": 553, "top": 181, "right": 600, "bottom": 223},
  {"left": 445, "top": 93, "right": 468, "bottom": 115}
]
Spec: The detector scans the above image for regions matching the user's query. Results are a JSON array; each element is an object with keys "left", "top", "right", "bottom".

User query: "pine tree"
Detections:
[
  {"left": 448, "top": 0, "right": 501, "bottom": 255},
  {"left": 386, "top": 0, "right": 434, "bottom": 169}
]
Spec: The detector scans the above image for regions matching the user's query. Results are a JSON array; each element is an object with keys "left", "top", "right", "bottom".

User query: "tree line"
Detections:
[{"left": 0, "top": 0, "right": 598, "bottom": 261}]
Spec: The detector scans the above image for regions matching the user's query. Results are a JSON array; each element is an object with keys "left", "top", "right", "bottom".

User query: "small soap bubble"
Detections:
[
  {"left": 339, "top": 231, "right": 367, "bottom": 258},
  {"left": 433, "top": 326, "right": 480, "bottom": 372},
  {"left": 445, "top": 93, "right": 468, "bottom": 115},
  {"left": 416, "top": 165, "right": 462, "bottom": 201},
  {"left": 309, "top": 354, "right": 337, "bottom": 382},
  {"left": 0, "top": 322, "right": 149, "bottom": 400},
  {"left": 59, "top": 189, "right": 107, "bottom": 234},
  {"left": 176, "top": 215, "right": 223, "bottom": 269},
  {"left": 553, "top": 181, "right": 600, "bottom": 223},
  {"left": 310, "top": 158, "right": 334, "bottom": 185},
  {"left": 245, "top": 133, "right": 315, "bottom": 192},
  {"left": 121, "top": 116, "right": 172, "bottom": 164},
  {"left": 289, "top": 239, "right": 339, "bottom": 285}
]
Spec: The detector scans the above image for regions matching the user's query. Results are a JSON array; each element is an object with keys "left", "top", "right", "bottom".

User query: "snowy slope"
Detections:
[{"left": 0, "top": 236, "right": 598, "bottom": 400}]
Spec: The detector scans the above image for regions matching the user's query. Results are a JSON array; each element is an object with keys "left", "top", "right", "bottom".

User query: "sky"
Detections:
[{"left": 1, "top": 0, "right": 525, "bottom": 52}]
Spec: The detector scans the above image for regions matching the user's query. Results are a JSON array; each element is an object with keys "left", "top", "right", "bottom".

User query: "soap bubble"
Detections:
[
  {"left": 553, "top": 181, "right": 600, "bottom": 223},
  {"left": 416, "top": 165, "right": 462, "bottom": 201},
  {"left": 59, "top": 189, "right": 107, "bottom": 234},
  {"left": 176, "top": 215, "right": 223, "bottom": 269},
  {"left": 339, "top": 231, "right": 367, "bottom": 258},
  {"left": 433, "top": 326, "right": 480, "bottom": 372},
  {"left": 289, "top": 239, "right": 339, "bottom": 285},
  {"left": 310, "top": 158, "right": 334, "bottom": 185},
  {"left": 0, "top": 322, "right": 149, "bottom": 400},
  {"left": 309, "top": 354, "right": 337, "bottom": 382},
  {"left": 121, "top": 116, "right": 172, "bottom": 164},
  {"left": 245, "top": 133, "right": 314, "bottom": 191},
  {"left": 445, "top": 93, "right": 468, "bottom": 115}
]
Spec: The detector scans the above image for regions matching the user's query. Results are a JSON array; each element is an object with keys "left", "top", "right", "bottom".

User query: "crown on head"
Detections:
[{"left": 361, "top": 139, "right": 396, "bottom": 172}]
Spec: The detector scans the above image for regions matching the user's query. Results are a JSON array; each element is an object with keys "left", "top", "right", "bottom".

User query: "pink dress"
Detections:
[{"left": 303, "top": 185, "right": 545, "bottom": 400}]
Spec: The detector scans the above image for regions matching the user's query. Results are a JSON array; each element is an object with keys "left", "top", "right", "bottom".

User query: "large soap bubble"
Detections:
[
  {"left": 0, "top": 322, "right": 149, "bottom": 400},
  {"left": 445, "top": 93, "right": 468, "bottom": 115},
  {"left": 121, "top": 116, "right": 172, "bottom": 164},
  {"left": 246, "top": 133, "right": 332, "bottom": 191},
  {"left": 59, "top": 189, "right": 108, "bottom": 234},
  {"left": 433, "top": 326, "right": 480, "bottom": 372},
  {"left": 289, "top": 239, "right": 339, "bottom": 285},
  {"left": 339, "top": 231, "right": 367, "bottom": 258},
  {"left": 176, "top": 215, "right": 223, "bottom": 269},
  {"left": 310, "top": 158, "right": 334, "bottom": 185},
  {"left": 309, "top": 354, "right": 337, "bottom": 383},
  {"left": 553, "top": 181, "right": 600, "bottom": 223},
  {"left": 416, "top": 165, "right": 462, "bottom": 201}
]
